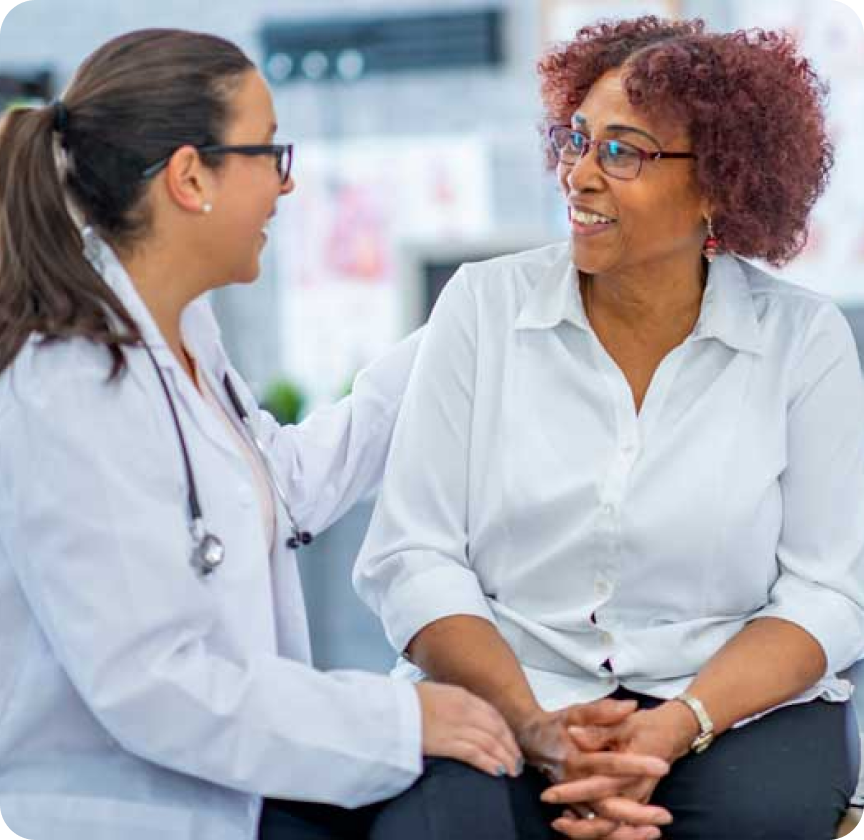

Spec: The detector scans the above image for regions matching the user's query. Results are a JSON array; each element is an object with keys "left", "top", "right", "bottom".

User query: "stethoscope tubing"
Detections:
[
  {"left": 222, "top": 373, "right": 313, "bottom": 549},
  {"left": 142, "top": 343, "right": 313, "bottom": 575}
]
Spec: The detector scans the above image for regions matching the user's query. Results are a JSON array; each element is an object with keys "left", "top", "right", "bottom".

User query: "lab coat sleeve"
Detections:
[
  {"left": 751, "top": 302, "right": 864, "bottom": 674},
  {"left": 2, "top": 345, "right": 421, "bottom": 807},
  {"left": 353, "top": 269, "right": 496, "bottom": 655},
  {"left": 236, "top": 329, "right": 424, "bottom": 537}
]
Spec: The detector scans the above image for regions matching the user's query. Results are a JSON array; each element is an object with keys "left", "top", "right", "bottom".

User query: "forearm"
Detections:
[
  {"left": 684, "top": 616, "right": 826, "bottom": 736},
  {"left": 407, "top": 615, "right": 541, "bottom": 731}
]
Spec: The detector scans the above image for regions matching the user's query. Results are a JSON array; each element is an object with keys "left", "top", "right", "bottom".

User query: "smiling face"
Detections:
[
  {"left": 558, "top": 68, "right": 707, "bottom": 280},
  {"left": 207, "top": 69, "right": 294, "bottom": 284}
]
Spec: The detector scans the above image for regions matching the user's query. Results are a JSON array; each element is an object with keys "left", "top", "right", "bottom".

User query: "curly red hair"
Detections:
[{"left": 538, "top": 16, "right": 833, "bottom": 266}]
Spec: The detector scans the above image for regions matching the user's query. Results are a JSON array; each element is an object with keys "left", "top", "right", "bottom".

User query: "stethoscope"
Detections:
[{"left": 143, "top": 344, "right": 313, "bottom": 576}]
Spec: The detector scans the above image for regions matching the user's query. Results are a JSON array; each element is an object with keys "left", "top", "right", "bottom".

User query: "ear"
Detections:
[{"left": 162, "top": 145, "right": 214, "bottom": 214}]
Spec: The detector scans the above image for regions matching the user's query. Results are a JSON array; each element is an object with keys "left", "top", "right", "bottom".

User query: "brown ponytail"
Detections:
[
  {"left": 0, "top": 29, "right": 253, "bottom": 378},
  {"left": 0, "top": 105, "right": 141, "bottom": 378}
]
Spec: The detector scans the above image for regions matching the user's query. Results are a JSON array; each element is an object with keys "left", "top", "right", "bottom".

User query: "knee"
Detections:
[
  {"left": 370, "top": 759, "right": 517, "bottom": 840},
  {"left": 669, "top": 786, "right": 846, "bottom": 840}
]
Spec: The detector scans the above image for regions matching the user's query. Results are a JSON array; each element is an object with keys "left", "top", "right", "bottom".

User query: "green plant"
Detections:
[{"left": 260, "top": 378, "right": 305, "bottom": 425}]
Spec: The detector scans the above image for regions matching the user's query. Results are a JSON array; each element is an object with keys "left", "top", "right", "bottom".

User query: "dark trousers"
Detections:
[
  {"left": 259, "top": 695, "right": 857, "bottom": 840},
  {"left": 258, "top": 757, "right": 528, "bottom": 840}
]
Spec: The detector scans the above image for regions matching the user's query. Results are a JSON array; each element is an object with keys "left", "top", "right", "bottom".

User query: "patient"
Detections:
[{"left": 355, "top": 16, "right": 864, "bottom": 840}]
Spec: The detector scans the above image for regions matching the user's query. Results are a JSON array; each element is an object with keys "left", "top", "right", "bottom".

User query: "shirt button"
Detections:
[
  {"left": 601, "top": 631, "right": 613, "bottom": 645},
  {"left": 595, "top": 579, "right": 611, "bottom": 597},
  {"left": 602, "top": 503, "right": 615, "bottom": 516}
]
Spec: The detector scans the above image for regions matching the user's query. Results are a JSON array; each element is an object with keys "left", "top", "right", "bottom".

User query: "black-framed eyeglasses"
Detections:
[
  {"left": 141, "top": 143, "right": 294, "bottom": 186},
  {"left": 548, "top": 126, "right": 695, "bottom": 181}
]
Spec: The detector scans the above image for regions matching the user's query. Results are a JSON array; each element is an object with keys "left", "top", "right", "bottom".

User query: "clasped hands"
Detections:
[{"left": 516, "top": 697, "right": 700, "bottom": 840}]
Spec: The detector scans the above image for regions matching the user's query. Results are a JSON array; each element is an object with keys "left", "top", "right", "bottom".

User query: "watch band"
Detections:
[{"left": 674, "top": 692, "right": 715, "bottom": 753}]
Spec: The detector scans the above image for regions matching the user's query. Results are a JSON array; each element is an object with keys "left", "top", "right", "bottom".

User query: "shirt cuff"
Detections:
[
  {"left": 751, "top": 573, "right": 864, "bottom": 674},
  {"left": 391, "top": 678, "right": 423, "bottom": 778},
  {"left": 380, "top": 559, "right": 497, "bottom": 654}
]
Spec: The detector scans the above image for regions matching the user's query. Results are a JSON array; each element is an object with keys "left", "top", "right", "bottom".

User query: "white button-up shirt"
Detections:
[
  {"left": 0, "top": 235, "right": 422, "bottom": 840},
  {"left": 355, "top": 243, "right": 864, "bottom": 715}
]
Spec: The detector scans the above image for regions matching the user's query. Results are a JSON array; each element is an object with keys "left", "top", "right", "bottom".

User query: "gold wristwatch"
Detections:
[{"left": 674, "top": 692, "right": 715, "bottom": 753}]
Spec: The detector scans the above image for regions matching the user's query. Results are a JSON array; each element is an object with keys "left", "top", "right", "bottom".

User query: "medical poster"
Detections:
[{"left": 274, "top": 136, "right": 491, "bottom": 404}]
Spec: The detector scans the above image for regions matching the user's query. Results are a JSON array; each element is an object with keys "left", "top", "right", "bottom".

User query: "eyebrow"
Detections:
[
  {"left": 570, "top": 115, "right": 661, "bottom": 148},
  {"left": 606, "top": 124, "right": 662, "bottom": 147}
]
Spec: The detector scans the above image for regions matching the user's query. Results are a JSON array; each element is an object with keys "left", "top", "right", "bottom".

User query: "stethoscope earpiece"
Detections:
[
  {"left": 223, "top": 373, "right": 314, "bottom": 556},
  {"left": 286, "top": 531, "right": 313, "bottom": 550}
]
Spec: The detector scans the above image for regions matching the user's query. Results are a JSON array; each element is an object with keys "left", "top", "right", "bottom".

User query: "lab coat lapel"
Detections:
[
  {"left": 270, "top": 500, "right": 313, "bottom": 663},
  {"left": 88, "top": 230, "right": 243, "bottom": 463}
]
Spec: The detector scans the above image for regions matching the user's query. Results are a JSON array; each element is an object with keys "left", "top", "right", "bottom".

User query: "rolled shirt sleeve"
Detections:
[
  {"left": 751, "top": 302, "right": 864, "bottom": 674},
  {"left": 354, "top": 270, "right": 496, "bottom": 654}
]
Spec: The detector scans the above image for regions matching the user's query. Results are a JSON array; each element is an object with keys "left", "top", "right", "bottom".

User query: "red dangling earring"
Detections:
[{"left": 703, "top": 216, "right": 719, "bottom": 263}]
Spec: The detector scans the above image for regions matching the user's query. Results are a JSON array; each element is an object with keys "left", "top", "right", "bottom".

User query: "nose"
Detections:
[{"left": 562, "top": 144, "right": 604, "bottom": 192}]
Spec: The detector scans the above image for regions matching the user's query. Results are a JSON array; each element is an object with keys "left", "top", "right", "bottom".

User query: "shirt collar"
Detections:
[
  {"left": 514, "top": 247, "right": 586, "bottom": 332},
  {"left": 692, "top": 254, "right": 763, "bottom": 355},
  {"left": 514, "top": 248, "right": 763, "bottom": 356}
]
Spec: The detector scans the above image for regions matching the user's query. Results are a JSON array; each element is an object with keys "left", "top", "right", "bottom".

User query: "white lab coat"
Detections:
[{"left": 0, "top": 234, "right": 423, "bottom": 840}]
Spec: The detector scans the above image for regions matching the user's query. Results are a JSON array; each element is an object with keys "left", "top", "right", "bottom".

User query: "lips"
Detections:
[
  {"left": 568, "top": 205, "right": 617, "bottom": 225},
  {"left": 568, "top": 206, "right": 617, "bottom": 239}
]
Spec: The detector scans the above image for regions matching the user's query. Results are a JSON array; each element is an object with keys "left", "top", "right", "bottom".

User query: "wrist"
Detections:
[
  {"left": 509, "top": 701, "right": 548, "bottom": 736},
  {"left": 654, "top": 701, "right": 702, "bottom": 761},
  {"left": 513, "top": 708, "right": 563, "bottom": 767},
  {"left": 513, "top": 707, "right": 550, "bottom": 743}
]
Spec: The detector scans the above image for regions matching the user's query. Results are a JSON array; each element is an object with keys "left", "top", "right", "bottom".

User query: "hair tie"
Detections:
[{"left": 51, "top": 100, "right": 69, "bottom": 134}]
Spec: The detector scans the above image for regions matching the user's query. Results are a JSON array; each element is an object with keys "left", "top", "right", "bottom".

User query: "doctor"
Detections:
[
  {"left": 0, "top": 27, "right": 670, "bottom": 840},
  {"left": 0, "top": 27, "right": 534, "bottom": 840}
]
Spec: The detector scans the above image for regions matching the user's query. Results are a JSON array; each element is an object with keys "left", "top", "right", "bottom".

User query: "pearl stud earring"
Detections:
[{"left": 202, "top": 202, "right": 213, "bottom": 214}]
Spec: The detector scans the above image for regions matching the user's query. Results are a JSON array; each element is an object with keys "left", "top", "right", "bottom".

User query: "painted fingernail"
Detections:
[
  {"left": 496, "top": 764, "right": 507, "bottom": 777},
  {"left": 516, "top": 757, "right": 525, "bottom": 775}
]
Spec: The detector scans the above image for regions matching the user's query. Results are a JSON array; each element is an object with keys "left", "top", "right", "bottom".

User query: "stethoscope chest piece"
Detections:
[{"left": 192, "top": 530, "right": 226, "bottom": 576}]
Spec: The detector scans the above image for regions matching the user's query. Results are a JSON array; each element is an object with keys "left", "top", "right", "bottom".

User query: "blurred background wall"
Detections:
[{"left": 1, "top": 0, "right": 862, "bottom": 687}]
